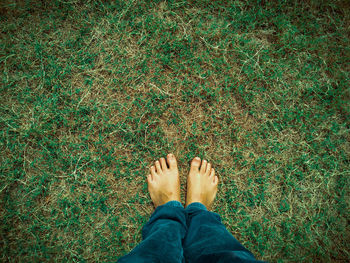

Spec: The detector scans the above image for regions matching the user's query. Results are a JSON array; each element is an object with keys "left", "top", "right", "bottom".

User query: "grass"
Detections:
[{"left": 0, "top": 0, "right": 349, "bottom": 262}]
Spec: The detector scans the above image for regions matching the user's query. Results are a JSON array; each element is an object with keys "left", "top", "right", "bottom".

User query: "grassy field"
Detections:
[{"left": 1, "top": 0, "right": 349, "bottom": 262}]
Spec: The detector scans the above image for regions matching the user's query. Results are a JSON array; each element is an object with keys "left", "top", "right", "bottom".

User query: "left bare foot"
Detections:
[
  {"left": 146, "top": 153, "right": 181, "bottom": 207},
  {"left": 185, "top": 157, "right": 218, "bottom": 210}
]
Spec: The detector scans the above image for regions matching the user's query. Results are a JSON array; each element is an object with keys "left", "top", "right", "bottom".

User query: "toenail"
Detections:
[{"left": 195, "top": 157, "right": 200, "bottom": 160}]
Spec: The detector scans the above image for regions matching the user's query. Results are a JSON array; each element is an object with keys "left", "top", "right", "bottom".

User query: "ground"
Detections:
[{"left": 0, "top": 0, "right": 349, "bottom": 262}]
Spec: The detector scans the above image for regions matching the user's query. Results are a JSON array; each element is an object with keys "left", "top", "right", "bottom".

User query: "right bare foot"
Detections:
[
  {"left": 185, "top": 157, "right": 219, "bottom": 209},
  {"left": 147, "top": 154, "right": 181, "bottom": 208}
]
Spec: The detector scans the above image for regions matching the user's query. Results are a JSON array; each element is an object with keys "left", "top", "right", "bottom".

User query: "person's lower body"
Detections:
[
  {"left": 118, "top": 200, "right": 260, "bottom": 263},
  {"left": 118, "top": 154, "right": 263, "bottom": 262}
]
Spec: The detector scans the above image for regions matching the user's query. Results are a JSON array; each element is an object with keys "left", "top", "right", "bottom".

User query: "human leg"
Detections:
[
  {"left": 118, "top": 200, "right": 186, "bottom": 263},
  {"left": 183, "top": 157, "right": 262, "bottom": 263},
  {"left": 118, "top": 154, "right": 186, "bottom": 263}
]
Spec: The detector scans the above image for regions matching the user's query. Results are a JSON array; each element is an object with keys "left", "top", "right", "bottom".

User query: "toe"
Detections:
[
  {"left": 214, "top": 175, "right": 219, "bottom": 185},
  {"left": 206, "top": 163, "right": 212, "bottom": 175},
  {"left": 167, "top": 153, "right": 177, "bottom": 169},
  {"left": 160, "top": 157, "right": 167, "bottom": 170},
  {"left": 150, "top": 166, "right": 157, "bottom": 177},
  {"left": 210, "top": 169, "right": 218, "bottom": 184},
  {"left": 209, "top": 168, "right": 215, "bottom": 179},
  {"left": 155, "top": 161, "right": 162, "bottom": 173},
  {"left": 147, "top": 174, "right": 153, "bottom": 183},
  {"left": 200, "top": 159, "right": 207, "bottom": 173},
  {"left": 190, "top": 157, "right": 201, "bottom": 172}
]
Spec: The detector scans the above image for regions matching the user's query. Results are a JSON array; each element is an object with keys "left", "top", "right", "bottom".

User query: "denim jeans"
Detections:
[{"left": 118, "top": 201, "right": 263, "bottom": 263}]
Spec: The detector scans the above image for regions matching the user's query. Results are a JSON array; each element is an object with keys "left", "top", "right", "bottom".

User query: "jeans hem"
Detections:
[
  {"left": 162, "top": 200, "right": 184, "bottom": 208},
  {"left": 186, "top": 202, "right": 207, "bottom": 211}
]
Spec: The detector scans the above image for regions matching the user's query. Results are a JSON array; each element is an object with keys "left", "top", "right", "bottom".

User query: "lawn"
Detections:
[{"left": 0, "top": 0, "right": 349, "bottom": 262}]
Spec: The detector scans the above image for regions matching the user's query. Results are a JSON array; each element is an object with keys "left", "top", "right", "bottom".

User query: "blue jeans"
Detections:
[{"left": 118, "top": 201, "right": 263, "bottom": 263}]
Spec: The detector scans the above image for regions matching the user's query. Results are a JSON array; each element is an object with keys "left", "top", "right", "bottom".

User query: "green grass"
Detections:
[{"left": 0, "top": 0, "right": 349, "bottom": 262}]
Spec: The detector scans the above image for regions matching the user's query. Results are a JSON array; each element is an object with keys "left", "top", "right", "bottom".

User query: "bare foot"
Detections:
[
  {"left": 146, "top": 153, "right": 181, "bottom": 208},
  {"left": 185, "top": 157, "right": 218, "bottom": 209}
]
